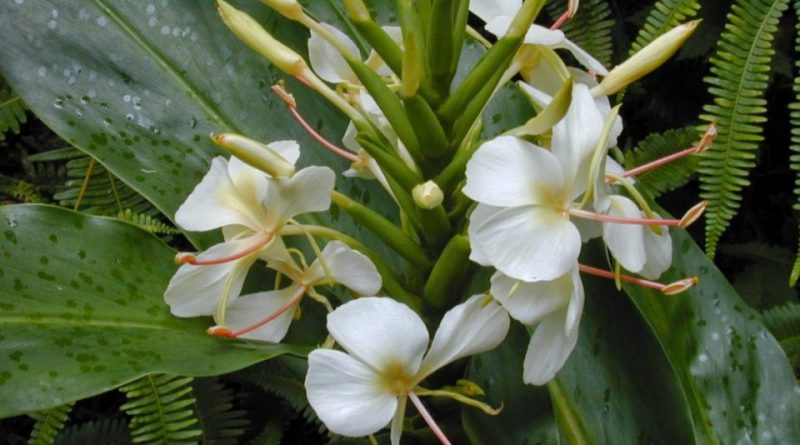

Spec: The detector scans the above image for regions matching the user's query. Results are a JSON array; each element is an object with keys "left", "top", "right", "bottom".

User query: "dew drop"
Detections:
[
  {"left": 52, "top": 98, "right": 64, "bottom": 109},
  {"left": 96, "top": 16, "right": 108, "bottom": 27}
]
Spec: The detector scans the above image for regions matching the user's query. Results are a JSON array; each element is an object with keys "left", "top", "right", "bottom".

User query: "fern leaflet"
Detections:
[
  {"left": 28, "top": 403, "right": 74, "bottom": 445},
  {"left": 0, "top": 75, "right": 27, "bottom": 140},
  {"left": 629, "top": 0, "right": 702, "bottom": 55},
  {"left": 546, "top": 0, "right": 614, "bottom": 67},
  {"left": 790, "top": 0, "right": 800, "bottom": 286},
  {"left": 120, "top": 374, "right": 200, "bottom": 445},
  {"left": 115, "top": 209, "right": 180, "bottom": 235},
  {"left": 54, "top": 419, "right": 132, "bottom": 445},
  {"left": 192, "top": 379, "right": 250, "bottom": 445},
  {"left": 760, "top": 302, "right": 800, "bottom": 367},
  {"left": 623, "top": 126, "right": 701, "bottom": 198},
  {"left": 698, "top": 0, "right": 789, "bottom": 258}
]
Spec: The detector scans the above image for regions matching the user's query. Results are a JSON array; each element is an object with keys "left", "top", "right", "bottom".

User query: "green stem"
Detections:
[
  {"left": 404, "top": 95, "right": 449, "bottom": 158},
  {"left": 435, "top": 121, "right": 483, "bottom": 196},
  {"left": 280, "top": 224, "right": 423, "bottom": 311},
  {"left": 331, "top": 191, "right": 432, "bottom": 270},
  {"left": 423, "top": 235, "right": 473, "bottom": 308},
  {"left": 355, "top": 133, "right": 421, "bottom": 191}
]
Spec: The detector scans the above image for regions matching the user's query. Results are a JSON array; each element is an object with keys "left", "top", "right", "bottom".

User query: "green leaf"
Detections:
[
  {"left": 0, "top": 75, "right": 27, "bottom": 140},
  {"left": 625, "top": 230, "right": 800, "bottom": 443},
  {"left": 0, "top": 205, "right": 302, "bottom": 419}
]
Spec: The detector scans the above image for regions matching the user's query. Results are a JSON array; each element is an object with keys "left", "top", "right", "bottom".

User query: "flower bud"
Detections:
[
  {"left": 592, "top": 20, "right": 700, "bottom": 96},
  {"left": 216, "top": 0, "right": 307, "bottom": 75},
  {"left": 412, "top": 181, "right": 444, "bottom": 209},
  {"left": 211, "top": 133, "right": 296, "bottom": 178},
  {"left": 260, "top": 0, "right": 303, "bottom": 20},
  {"left": 343, "top": 0, "right": 371, "bottom": 22}
]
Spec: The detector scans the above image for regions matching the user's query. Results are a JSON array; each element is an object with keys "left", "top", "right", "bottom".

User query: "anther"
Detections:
[
  {"left": 620, "top": 123, "right": 717, "bottom": 179},
  {"left": 678, "top": 201, "right": 707, "bottom": 228},
  {"left": 550, "top": 0, "right": 578, "bottom": 30},
  {"left": 207, "top": 325, "right": 235, "bottom": 338},
  {"left": 175, "top": 252, "right": 197, "bottom": 264},
  {"left": 579, "top": 264, "right": 696, "bottom": 295},
  {"left": 661, "top": 276, "right": 698, "bottom": 295}
]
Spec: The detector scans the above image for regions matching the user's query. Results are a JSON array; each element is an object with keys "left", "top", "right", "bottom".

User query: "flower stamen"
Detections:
[
  {"left": 550, "top": 0, "right": 578, "bottom": 30},
  {"left": 568, "top": 201, "right": 706, "bottom": 228},
  {"left": 226, "top": 284, "right": 307, "bottom": 338},
  {"left": 175, "top": 232, "right": 273, "bottom": 266},
  {"left": 408, "top": 391, "right": 453, "bottom": 445},
  {"left": 619, "top": 124, "right": 716, "bottom": 179},
  {"left": 579, "top": 264, "right": 698, "bottom": 294}
]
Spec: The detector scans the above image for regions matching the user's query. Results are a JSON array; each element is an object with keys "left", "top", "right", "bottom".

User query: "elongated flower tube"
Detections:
[
  {"left": 164, "top": 152, "right": 335, "bottom": 322},
  {"left": 305, "top": 295, "right": 510, "bottom": 444}
]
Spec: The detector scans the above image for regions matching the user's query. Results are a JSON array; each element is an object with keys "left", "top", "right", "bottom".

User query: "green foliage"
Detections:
[
  {"left": 622, "top": 126, "right": 701, "bottom": 197},
  {"left": 0, "top": 175, "right": 46, "bottom": 203},
  {"left": 120, "top": 374, "right": 200, "bottom": 445},
  {"left": 790, "top": 0, "right": 800, "bottom": 286},
  {"left": 28, "top": 403, "right": 74, "bottom": 445},
  {"left": 761, "top": 302, "right": 800, "bottom": 369},
  {"left": 53, "top": 419, "right": 131, "bottom": 445},
  {"left": 699, "top": 0, "right": 790, "bottom": 258},
  {"left": 192, "top": 379, "right": 250, "bottom": 445},
  {"left": 0, "top": 75, "right": 26, "bottom": 140},
  {"left": 115, "top": 209, "right": 180, "bottom": 235},
  {"left": 629, "top": 0, "right": 702, "bottom": 55},
  {"left": 547, "top": 0, "right": 614, "bottom": 67}
]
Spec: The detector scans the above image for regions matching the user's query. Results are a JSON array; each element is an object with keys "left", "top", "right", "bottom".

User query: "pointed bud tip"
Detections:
[
  {"left": 679, "top": 201, "right": 707, "bottom": 228},
  {"left": 207, "top": 325, "right": 235, "bottom": 338},
  {"left": 662, "top": 276, "right": 699, "bottom": 295}
]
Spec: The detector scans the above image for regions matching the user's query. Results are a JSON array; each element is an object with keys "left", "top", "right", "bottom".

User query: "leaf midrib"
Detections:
[{"left": 0, "top": 314, "right": 191, "bottom": 333}]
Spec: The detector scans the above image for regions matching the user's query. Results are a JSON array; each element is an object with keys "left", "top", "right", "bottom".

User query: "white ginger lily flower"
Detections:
[
  {"left": 221, "top": 241, "right": 382, "bottom": 341},
  {"left": 164, "top": 150, "right": 336, "bottom": 319},
  {"left": 490, "top": 267, "right": 584, "bottom": 385},
  {"left": 463, "top": 84, "right": 604, "bottom": 282},
  {"left": 305, "top": 295, "right": 510, "bottom": 444},
  {"left": 469, "top": 0, "right": 607, "bottom": 75}
]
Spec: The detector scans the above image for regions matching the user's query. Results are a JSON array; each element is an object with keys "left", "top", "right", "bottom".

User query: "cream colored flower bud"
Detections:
[
  {"left": 343, "top": 0, "right": 371, "bottom": 22},
  {"left": 216, "top": 0, "right": 307, "bottom": 75},
  {"left": 412, "top": 181, "right": 444, "bottom": 209},
  {"left": 592, "top": 20, "right": 700, "bottom": 96},
  {"left": 211, "top": 133, "right": 296, "bottom": 178},
  {"left": 260, "top": 0, "right": 303, "bottom": 20}
]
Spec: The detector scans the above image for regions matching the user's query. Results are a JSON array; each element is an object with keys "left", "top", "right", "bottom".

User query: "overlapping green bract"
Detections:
[
  {"left": 630, "top": 0, "right": 702, "bottom": 55},
  {"left": 699, "top": 0, "right": 789, "bottom": 258}
]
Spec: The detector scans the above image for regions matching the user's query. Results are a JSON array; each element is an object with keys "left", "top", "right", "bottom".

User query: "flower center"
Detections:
[{"left": 377, "top": 361, "right": 415, "bottom": 395}]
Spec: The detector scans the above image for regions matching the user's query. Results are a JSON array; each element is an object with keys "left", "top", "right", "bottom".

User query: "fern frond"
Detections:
[
  {"left": 192, "top": 379, "right": 250, "bottom": 445},
  {"left": 248, "top": 420, "right": 283, "bottom": 445},
  {"left": 761, "top": 302, "right": 800, "bottom": 366},
  {"left": 120, "top": 374, "right": 201, "bottom": 445},
  {"left": 546, "top": 0, "right": 614, "bottom": 67},
  {"left": 629, "top": 0, "right": 702, "bottom": 55},
  {"left": 0, "top": 76, "right": 27, "bottom": 140},
  {"left": 698, "top": 0, "right": 790, "bottom": 258},
  {"left": 54, "top": 419, "right": 131, "bottom": 445},
  {"left": 623, "top": 126, "right": 701, "bottom": 197},
  {"left": 0, "top": 175, "right": 46, "bottom": 203},
  {"left": 115, "top": 209, "right": 180, "bottom": 235},
  {"left": 28, "top": 403, "right": 74, "bottom": 445},
  {"left": 790, "top": 0, "right": 800, "bottom": 286}
]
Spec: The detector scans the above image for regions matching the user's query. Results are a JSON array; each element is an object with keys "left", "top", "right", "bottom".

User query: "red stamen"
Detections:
[
  {"left": 620, "top": 124, "right": 717, "bottom": 179},
  {"left": 176, "top": 232, "right": 271, "bottom": 266},
  {"left": 550, "top": 0, "right": 577, "bottom": 30},
  {"left": 228, "top": 285, "right": 307, "bottom": 338},
  {"left": 579, "top": 264, "right": 698, "bottom": 295},
  {"left": 271, "top": 84, "right": 360, "bottom": 162},
  {"left": 408, "top": 392, "right": 453, "bottom": 445},
  {"left": 569, "top": 208, "right": 681, "bottom": 226}
]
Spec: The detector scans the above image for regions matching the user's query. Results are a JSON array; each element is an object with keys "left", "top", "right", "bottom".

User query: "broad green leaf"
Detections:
[
  {"left": 0, "top": 205, "right": 301, "bottom": 419},
  {"left": 625, "top": 230, "right": 800, "bottom": 444}
]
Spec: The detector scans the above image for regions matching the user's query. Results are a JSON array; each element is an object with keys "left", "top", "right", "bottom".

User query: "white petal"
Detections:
[
  {"left": 263, "top": 166, "right": 336, "bottom": 230},
  {"left": 306, "top": 241, "right": 382, "bottom": 294},
  {"left": 176, "top": 157, "right": 266, "bottom": 232},
  {"left": 471, "top": 206, "right": 581, "bottom": 282},
  {"left": 563, "top": 268, "right": 585, "bottom": 335},
  {"left": 467, "top": 204, "right": 499, "bottom": 266},
  {"left": 639, "top": 217, "right": 673, "bottom": 280},
  {"left": 469, "top": 0, "right": 520, "bottom": 26},
  {"left": 327, "top": 297, "right": 429, "bottom": 375},
  {"left": 221, "top": 287, "right": 300, "bottom": 342},
  {"left": 558, "top": 38, "right": 609, "bottom": 75},
  {"left": 267, "top": 140, "right": 301, "bottom": 165},
  {"left": 308, "top": 24, "right": 360, "bottom": 84},
  {"left": 164, "top": 238, "right": 258, "bottom": 317},
  {"left": 419, "top": 295, "right": 510, "bottom": 377},
  {"left": 490, "top": 271, "right": 572, "bottom": 325},
  {"left": 484, "top": 15, "right": 513, "bottom": 38},
  {"left": 342, "top": 121, "right": 361, "bottom": 153},
  {"left": 551, "top": 84, "right": 604, "bottom": 189},
  {"left": 463, "top": 136, "right": 565, "bottom": 207},
  {"left": 603, "top": 195, "right": 646, "bottom": 272},
  {"left": 522, "top": 311, "right": 579, "bottom": 385},
  {"left": 390, "top": 395, "right": 407, "bottom": 445},
  {"left": 517, "top": 80, "right": 554, "bottom": 109},
  {"left": 522, "top": 25, "right": 568, "bottom": 46},
  {"left": 306, "top": 349, "right": 398, "bottom": 437}
]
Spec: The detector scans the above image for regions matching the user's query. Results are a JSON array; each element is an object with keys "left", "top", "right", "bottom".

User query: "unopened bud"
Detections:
[
  {"left": 678, "top": 201, "right": 707, "bottom": 228},
  {"left": 662, "top": 276, "right": 699, "bottom": 295},
  {"left": 212, "top": 133, "right": 296, "bottom": 178},
  {"left": 260, "top": 0, "right": 303, "bottom": 20},
  {"left": 592, "top": 20, "right": 700, "bottom": 96},
  {"left": 217, "top": 0, "right": 307, "bottom": 75},
  {"left": 343, "top": 0, "right": 371, "bottom": 22},
  {"left": 412, "top": 181, "right": 444, "bottom": 209}
]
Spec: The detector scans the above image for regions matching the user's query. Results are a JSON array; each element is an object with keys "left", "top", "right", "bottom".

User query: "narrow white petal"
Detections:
[
  {"left": 603, "top": 195, "right": 646, "bottom": 272},
  {"left": 490, "top": 271, "right": 572, "bottom": 325},
  {"left": 263, "top": 166, "right": 336, "bottom": 230},
  {"left": 472, "top": 206, "right": 581, "bottom": 282},
  {"left": 517, "top": 80, "right": 554, "bottom": 109},
  {"left": 522, "top": 311, "right": 579, "bottom": 385},
  {"left": 267, "top": 140, "right": 301, "bottom": 165},
  {"left": 306, "top": 241, "right": 382, "bottom": 294},
  {"left": 551, "top": 84, "right": 604, "bottom": 188},
  {"left": 639, "top": 217, "right": 673, "bottom": 280},
  {"left": 419, "top": 295, "right": 510, "bottom": 377},
  {"left": 522, "top": 25, "right": 567, "bottom": 46},
  {"left": 463, "top": 136, "right": 565, "bottom": 207},
  {"left": 327, "top": 297, "right": 429, "bottom": 375},
  {"left": 558, "top": 39, "right": 609, "bottom": 75},
  {"left": 469, "top": 1, "right": 520, "bottom": 26},
  {"left": 222, "top": 287, "right": 300, "bottom": 342},
  {"left": 306, "top": 349, "right": 398, "bottom": 437},
  {"left": 563, "top": 268, "right": 585, "bottom": 335},
  {"left": 308, "top": 24, "right": 359, "bottom": 84},
  {"left": 467, "top": 204, "right": 500, "bottom": 266},
  {"left": 164, "top": 238, "right": 258, "bottom": 317},
  {"left": 390, "top": 395, "right": 407, "bottom": 445}
]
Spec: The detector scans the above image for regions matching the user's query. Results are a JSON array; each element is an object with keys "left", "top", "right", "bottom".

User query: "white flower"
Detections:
[
  {"left": 305, "top": 295, "right": 510, "bottom": 444},
  {"left": 490, "top": 268, "right": 584, "bottom": 385},
  {"left": 308, "top": 23, "right": 401, "bottom": 84},
  {"left": 221, "top": 241, "right": 382, "bottom": 341},
  {"left": 164, "top": 151, "right": 336, "bottom": 319},
  {"left": 463, "top": 84, "right": 604, "bottom": 282},
  {"left": 469, "top": 0, "right": 607, "bottom": 75}
]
